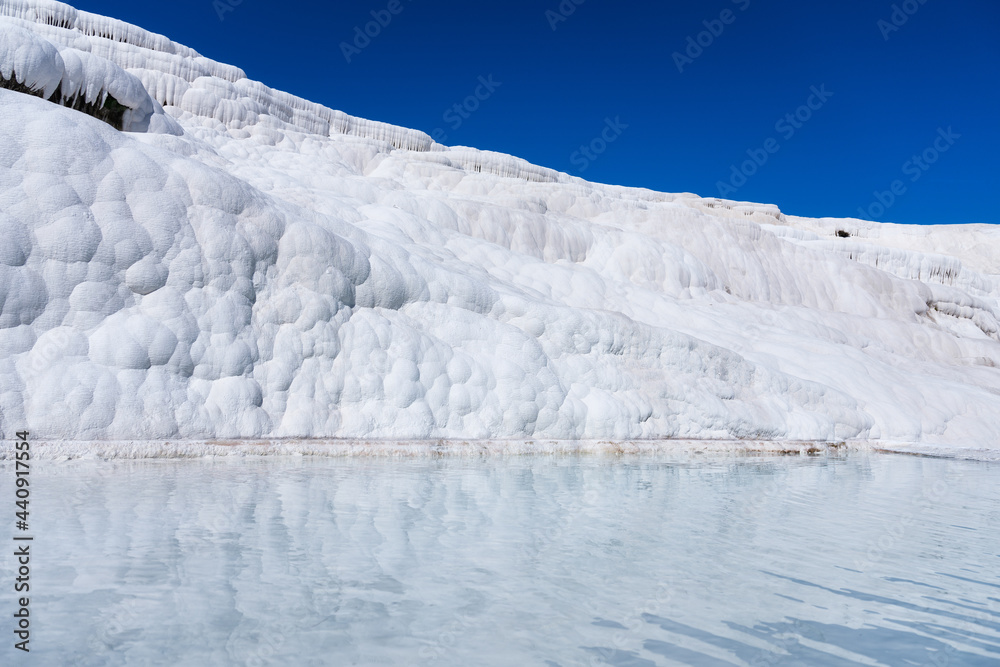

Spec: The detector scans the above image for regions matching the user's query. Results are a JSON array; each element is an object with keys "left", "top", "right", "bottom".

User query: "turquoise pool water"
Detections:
[{"left": 3, "top": 452, "right": 998, "bottom": 665}]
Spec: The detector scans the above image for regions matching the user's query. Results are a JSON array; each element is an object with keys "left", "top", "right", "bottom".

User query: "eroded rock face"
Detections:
[{"left": 1, "top": 0, "right": 999, "bottom": 447}]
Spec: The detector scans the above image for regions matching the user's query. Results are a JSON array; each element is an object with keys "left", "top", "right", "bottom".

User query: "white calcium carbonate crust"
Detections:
[{"left": 1, "top": 1, "right": 998, "bottom": 450}]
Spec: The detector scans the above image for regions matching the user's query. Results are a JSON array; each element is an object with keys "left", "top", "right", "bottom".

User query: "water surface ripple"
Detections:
[{"left": 2, "top": 453, "right": 998, "bottom": 666}]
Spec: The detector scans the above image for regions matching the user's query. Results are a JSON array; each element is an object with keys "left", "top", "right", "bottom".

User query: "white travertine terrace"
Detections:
[{"left": 1, "top": 1, "right": 998, "bottom": 457}]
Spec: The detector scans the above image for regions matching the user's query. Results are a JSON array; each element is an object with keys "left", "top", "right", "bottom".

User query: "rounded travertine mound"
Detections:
[{"left": 1, "top": 0, "right": 999, "bottom": 449}]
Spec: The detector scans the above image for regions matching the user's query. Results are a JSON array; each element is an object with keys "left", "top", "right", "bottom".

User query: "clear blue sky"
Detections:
[{"left": 73, "top": 0, "right": 999, "bottom": 225}]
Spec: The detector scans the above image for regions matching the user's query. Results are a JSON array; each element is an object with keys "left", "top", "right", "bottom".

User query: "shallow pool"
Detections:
[{"left": 3, "top": 452, "right": 999, "bottom": 665}]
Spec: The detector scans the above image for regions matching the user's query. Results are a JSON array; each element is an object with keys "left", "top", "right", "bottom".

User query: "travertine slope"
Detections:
[{"left": 2, "top": 0, "right": 999, "bottom": 450}]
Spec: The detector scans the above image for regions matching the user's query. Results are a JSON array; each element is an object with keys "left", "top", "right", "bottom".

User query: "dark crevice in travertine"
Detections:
[{"left": 1, "top": 74, "right": 125, "bottom": 130}]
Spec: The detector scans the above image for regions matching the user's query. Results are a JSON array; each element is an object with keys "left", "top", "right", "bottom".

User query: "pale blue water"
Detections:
[{"left": 2, "top": 452, "right": 998, "bottom": 666}]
